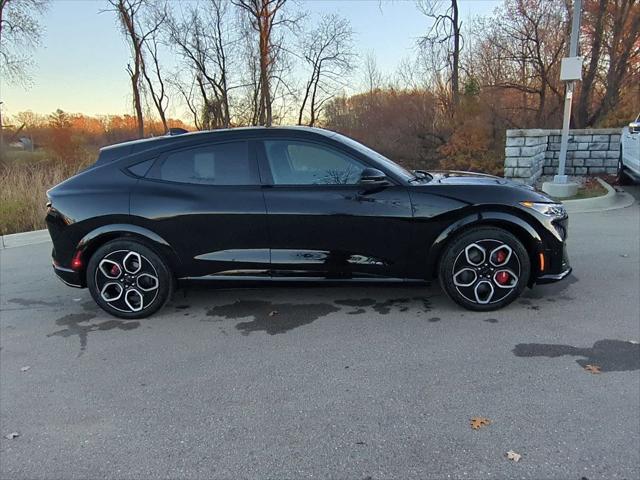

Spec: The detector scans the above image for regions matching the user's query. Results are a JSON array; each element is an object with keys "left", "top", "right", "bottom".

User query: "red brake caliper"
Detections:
[
  {"left": 495, "top": 271, "right": 510, "bottom": 285},
  {"left": 111, "top": 264, "right": 121, "bottom": 276},
  {"left": 495, "top": 250, "right": 507, "bottom": 264}
]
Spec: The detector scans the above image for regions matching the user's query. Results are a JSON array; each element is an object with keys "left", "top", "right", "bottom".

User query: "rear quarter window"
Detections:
[
  {"left": 127, "top": 159, "right": 155, "bottom": 177},
  {"left": 147, "top": 142, "right": 257, "bottom": 186}
]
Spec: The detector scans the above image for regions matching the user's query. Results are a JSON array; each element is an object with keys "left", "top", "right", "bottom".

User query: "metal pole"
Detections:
[
  {"left": 0, "top": 101, "right": 4, "bottom": 160},
  {"left": 555, "top": 0, "right": 582, "bottom": 184}
]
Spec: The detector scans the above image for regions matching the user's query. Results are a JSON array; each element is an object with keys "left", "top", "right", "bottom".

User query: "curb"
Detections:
[
  {"left": 562, "top": 178, "right": 636, "bottom": 213},
  {"left": 0, "top": 229, "right": 50, "bottom": 250}
]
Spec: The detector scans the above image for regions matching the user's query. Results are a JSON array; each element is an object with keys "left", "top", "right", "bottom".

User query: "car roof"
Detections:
[
  {"left": 100, "top": 126, "right": 337, "bottom": 152},
  {"left": 93, "top": 126, "right": 341, "bottom": 168}
]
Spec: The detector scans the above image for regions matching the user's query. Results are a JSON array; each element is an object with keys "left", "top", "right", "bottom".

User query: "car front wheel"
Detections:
[
  {"left": 439, "top": 227, "right": 530, "bottom": 311},
  {"left": 86, "top": 239, "right": 173, "bottom": 319}
]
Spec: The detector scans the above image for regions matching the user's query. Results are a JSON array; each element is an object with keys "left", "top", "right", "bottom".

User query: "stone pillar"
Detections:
[{"left": 504, "top": 129, "right": 549, "bottom": 185}]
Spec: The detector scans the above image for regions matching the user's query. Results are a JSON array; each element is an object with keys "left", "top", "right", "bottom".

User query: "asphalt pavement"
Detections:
[{"left": 1, "top": 191, "right": 639, "bottom": 479}]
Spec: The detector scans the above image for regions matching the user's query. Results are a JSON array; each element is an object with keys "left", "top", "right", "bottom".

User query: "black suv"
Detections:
[{"left": 46, "top": 127, "right": 571, "bottom": 318}]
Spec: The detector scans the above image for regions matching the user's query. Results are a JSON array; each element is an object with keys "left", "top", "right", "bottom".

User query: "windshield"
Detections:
[{"left": 328, "top": 132, "right": 415, "bottom": 181}]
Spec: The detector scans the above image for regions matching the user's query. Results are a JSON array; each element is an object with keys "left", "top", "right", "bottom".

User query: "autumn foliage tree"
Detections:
[{"left": 47, "top": 109, "right": 80, "bottom": 163}]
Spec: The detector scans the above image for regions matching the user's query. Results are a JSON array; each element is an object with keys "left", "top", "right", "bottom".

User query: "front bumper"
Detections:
[
  {"left": 534, "top": 231, "right": 571, "bottom": 285},
  {"left": 535, "top": 266, "right": 572, "bottom": 284}
]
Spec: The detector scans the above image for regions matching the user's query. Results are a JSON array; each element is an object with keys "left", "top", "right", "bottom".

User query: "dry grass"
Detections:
[{"left": 0, "top": 150, "right": 95, "bottom": 235}]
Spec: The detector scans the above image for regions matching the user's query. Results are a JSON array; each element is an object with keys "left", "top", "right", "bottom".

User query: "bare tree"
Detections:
[
  {"left": 167, "top": 76, "right": 204, "bottom": 130},
  {"left": 166, "top": 0, "right": 238, "bottom": 128},
  {"left": 470, "top": 0, "right": 568, "bottom": 126},
  {"left": 0, "top": 0, "right": 48, "bottom": 86},
  {"left": 108, "top": 0, "right": 144, "bottom": 138},
  {"left": 232, "top": 0, "right": 292, "bottom": 127},
  {"left": 576, "top": 0, "right": 640, "bottom": 127},
  {"left": 107, "top": 0, "right": 164, "bottom": 138},
  {"left": 237, "top": 19, "right": 263, "bottom": 126},
  {"left": 141, "top": 3, "right": 169, "bottom": 131},
  {"left": 297, "top": 14, "right": 354, "bottom": 126},
  {"left": 418, "top": 0, "right": 462, "bottom": 109},
  {"left": 362, "top": 52, "right": 383, "bottom": 93}
]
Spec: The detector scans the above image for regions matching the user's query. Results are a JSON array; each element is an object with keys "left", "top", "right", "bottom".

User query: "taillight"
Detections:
[{"left": 71, "top": 251, "right": 83, "bottom": 271}]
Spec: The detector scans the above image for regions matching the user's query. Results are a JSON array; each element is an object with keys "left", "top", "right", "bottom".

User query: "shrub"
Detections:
[{"left": 0, "top": 151, "right": 94, "bottom": 235}]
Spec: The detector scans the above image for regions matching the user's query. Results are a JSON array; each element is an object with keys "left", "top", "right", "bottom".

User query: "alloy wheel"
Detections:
[
  {"left": 451, "top": 239, "right": 521, "bottom": 305},
  {"left": 95, "top": 250, "right": 160, "bottom": 313}
]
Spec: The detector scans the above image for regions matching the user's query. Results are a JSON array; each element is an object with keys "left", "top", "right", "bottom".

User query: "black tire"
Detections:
[
  {"left": 438, "top": 227, "right": 531, "bottom": 311},
  {"left": 86, "top": 239, "right": 173, "bottom": 319},
  {"left": 617, "top": 149, "right": 632, "bottom": 185}
]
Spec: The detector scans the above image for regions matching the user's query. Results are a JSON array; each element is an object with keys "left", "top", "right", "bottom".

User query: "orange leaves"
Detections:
[{"left": 470, "top": 417, "right": 491, "bottom": 430}]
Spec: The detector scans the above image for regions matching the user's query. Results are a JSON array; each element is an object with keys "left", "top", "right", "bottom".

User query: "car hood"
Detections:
[
  {"left": 414, "top": 170, "right": 555, "bottom": 204},
  {"left": 427, "top": 170, "right": 534, "bottom": 189}
]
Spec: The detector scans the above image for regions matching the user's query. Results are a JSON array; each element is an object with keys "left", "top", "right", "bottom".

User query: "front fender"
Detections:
[{"left": 425, "top": 209, "right": 545, "bottom": 279}]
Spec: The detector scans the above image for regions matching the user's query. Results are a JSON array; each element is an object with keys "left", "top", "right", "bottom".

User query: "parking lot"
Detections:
[{"left": 1, "top": 190, "right": 639, "bottom": 479}]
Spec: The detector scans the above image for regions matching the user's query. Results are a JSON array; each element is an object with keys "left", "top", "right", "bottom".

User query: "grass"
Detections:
[
  {"left": 2, "top": 149, "right": 50, "bottom": 164},
  {"left": 0, "top": 149, "right": 95, "bottom": 235}
]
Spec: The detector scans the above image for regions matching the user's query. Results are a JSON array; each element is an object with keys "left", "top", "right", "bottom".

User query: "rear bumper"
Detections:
[{"left": 52, "top": 262, "right": 83, "bottom": 288}]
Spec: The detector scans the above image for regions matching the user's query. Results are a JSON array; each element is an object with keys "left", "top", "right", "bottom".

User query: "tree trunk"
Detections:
[
  {"left": 451, "top": 0, "right": 460, "bottom": 108},
  {"left": 132, "top": 61, "right": 144, "bottom": 138},
  {"left": 258, "top": 2, "right": 273, "bottom": 127},
  {"left": 576, "top": 0, "right": 607, "bottom": 128}
]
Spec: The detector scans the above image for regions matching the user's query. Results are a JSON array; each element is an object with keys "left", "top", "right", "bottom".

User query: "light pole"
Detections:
[{"left": 542, "top": 0, "right": 582, "bottom": 198}]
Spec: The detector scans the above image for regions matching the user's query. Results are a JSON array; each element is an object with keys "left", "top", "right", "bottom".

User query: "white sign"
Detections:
[{"left": 560, "top": 57, "right": 583, "bottom": 81}]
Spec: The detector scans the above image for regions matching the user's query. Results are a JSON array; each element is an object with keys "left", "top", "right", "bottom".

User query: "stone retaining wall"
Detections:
[{"left": 504, "top": 128, "right": 621, "bottom": 185}]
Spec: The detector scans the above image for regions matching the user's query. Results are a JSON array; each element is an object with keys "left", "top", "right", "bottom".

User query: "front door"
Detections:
[{"left": 258, "top": 139, "right": 413, "bottom": 279}]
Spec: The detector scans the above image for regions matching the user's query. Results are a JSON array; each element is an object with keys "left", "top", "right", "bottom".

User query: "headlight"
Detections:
[{"left": 520, "top": 201, "right": 567, "bottom": 218}]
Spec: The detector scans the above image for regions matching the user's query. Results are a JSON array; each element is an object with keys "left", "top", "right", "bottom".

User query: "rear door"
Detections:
[
  {"left": 258, "top": 138, "right": 413, "bottom": 280},
  {"left": 130, "top": 140, "right": 270, "bottom": 278}
]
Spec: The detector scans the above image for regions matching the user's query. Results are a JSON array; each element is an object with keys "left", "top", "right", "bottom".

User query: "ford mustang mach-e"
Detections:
[{"left": 46, "top": 127, "right": 571, "bottom": 318}]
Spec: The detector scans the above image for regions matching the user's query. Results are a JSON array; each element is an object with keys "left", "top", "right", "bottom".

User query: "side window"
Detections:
[
  {"left": 264, "top": 140, "right": 365, "bottom": 185},
  {"left": 127, "top": 159, "right": 154, "bottom": 177},
  {"left": 148, "top": 142, "right": 256, "bottom": 185}
]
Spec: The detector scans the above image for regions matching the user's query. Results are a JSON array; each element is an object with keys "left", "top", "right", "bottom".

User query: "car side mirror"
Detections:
[
  {"left": 359, "top": 167, "right": 388, "bottom": 185},
  {"left": 628, "top": 121, "right": 640, "bottom": 134}
]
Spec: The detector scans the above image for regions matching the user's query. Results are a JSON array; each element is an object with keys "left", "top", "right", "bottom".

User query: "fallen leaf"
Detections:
[
  {"left": 506, "top": 450, "right": 522, "bottom": 462},
  {"left": 584, "top": 364, "right": 601, "bottom": 374},
  {"left": 4, "top": 432, "right": 19, "bottom": 439},
  {"left": 20, "top": 366, "right": 30, "bottom": 372},
  {"left": 470, "top": 417, "right": 491, "bottom": 430},
  {"left": 268, "top": 310, "right": 278, "bottom": 317}
]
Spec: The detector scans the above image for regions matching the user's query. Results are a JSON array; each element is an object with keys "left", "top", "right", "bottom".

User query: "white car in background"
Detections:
[{"left": 618, "top": 113, "right": 640, "bottom": 184}]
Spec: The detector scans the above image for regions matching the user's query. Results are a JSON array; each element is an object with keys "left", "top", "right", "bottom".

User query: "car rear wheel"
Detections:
[
  {"left": 439, "top": 227, "right": 530, "bottom": 311},
  {"left": 87, "top": 239, "right": 173, "bottom": 319}
]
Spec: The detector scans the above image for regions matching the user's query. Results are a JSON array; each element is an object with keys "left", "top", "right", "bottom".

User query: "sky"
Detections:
[{"left": 0, "top": 0, "right": 501, "bottom": 119}]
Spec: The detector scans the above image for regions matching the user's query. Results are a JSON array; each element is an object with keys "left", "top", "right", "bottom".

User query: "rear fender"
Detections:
[{"left": 75, "top": 224, "right": 181, "bottom": 282}]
